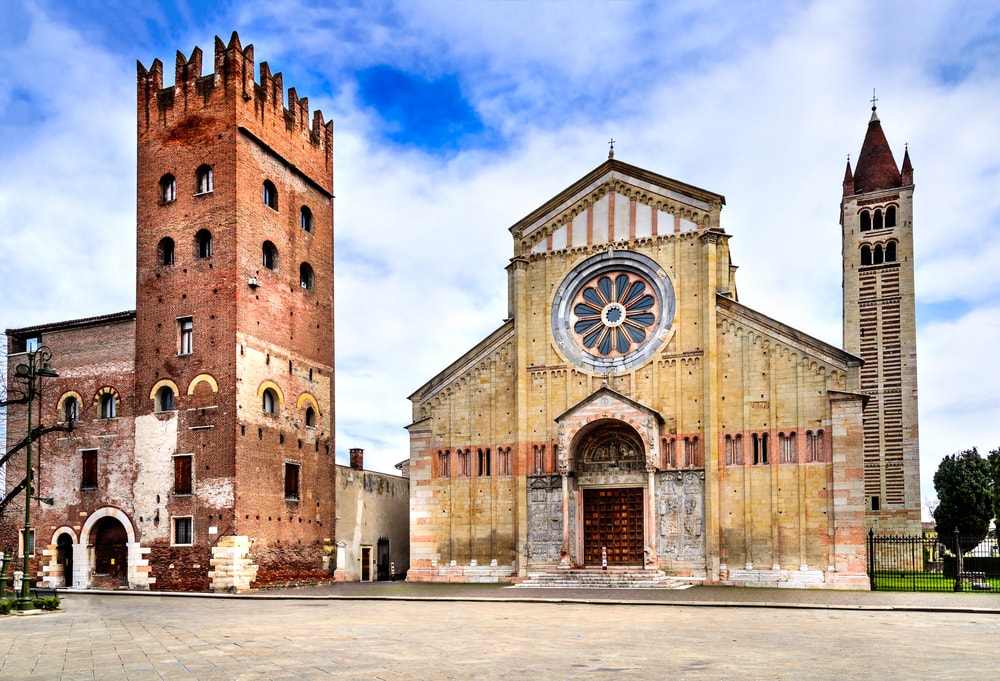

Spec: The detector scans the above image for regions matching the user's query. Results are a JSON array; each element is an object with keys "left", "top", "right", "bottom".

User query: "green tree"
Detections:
[
  {"left": 932, "top": 449, "right": 993, "bottom": 553},
  {"left": 988, "top": 447, "right": 1000, "bottom": 527}
]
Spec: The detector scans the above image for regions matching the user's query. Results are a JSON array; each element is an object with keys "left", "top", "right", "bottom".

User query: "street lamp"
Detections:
[{"left": 13, "top": 345, "right": 59, "bottom": 611}]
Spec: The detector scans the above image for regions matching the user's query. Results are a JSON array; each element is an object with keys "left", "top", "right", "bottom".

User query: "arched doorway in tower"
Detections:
[
  {"left": 575, "top": 419, "right": 646, "bottom": 566},
  {"left": 56, "top": 533, "right": 74, "bottom": 587},
  {"left": 92, "top": 516, "right": 128, "bottom": 588}
]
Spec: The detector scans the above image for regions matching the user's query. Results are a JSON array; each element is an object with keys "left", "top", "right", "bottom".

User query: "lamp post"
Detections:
[{"left": 14, "top": 345, "right": 59, "bottom": 611}]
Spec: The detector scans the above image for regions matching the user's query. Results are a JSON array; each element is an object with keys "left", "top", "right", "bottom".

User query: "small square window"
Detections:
[{"left": 173, "top": 517, "right": 193, "bottom": 545}]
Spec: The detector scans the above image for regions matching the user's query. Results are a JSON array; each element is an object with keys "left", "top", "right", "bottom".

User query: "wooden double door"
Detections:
[{"left": 583, "top": 487, "right": 644, "bottom": 565}]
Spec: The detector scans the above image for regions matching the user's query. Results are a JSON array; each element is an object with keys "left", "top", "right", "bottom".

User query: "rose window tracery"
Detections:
[
  {"left": 572, "top": 272, "right": 658, "bottom": 357},
  {"left": 551, "top": 251, "right": 675, "bottom": 373}
]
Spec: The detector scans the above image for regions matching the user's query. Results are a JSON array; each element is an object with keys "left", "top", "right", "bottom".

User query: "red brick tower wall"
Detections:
[{"left": 135, "top": 32, "right": 335, "bottom": 588}]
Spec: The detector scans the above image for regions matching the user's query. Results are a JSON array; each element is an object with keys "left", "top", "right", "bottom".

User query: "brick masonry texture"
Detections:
[{"left": 3, "top": 33, "right": 337, "bottom": 592}]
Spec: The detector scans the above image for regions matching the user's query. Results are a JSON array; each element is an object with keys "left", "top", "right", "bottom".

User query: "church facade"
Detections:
[{"left": 407, "top": 114, "right": 919, "bottom": 588}]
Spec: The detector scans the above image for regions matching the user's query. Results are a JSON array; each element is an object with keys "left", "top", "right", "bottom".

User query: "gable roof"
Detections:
[
  {"left": 554, "top": 383, "right": 664, "bottom": 425},
  {"left": 716, "top": 294, "right": 862, "bottom": 369},
  {"left": 511, "top": 158, "right": 726, "bottom": 244}
]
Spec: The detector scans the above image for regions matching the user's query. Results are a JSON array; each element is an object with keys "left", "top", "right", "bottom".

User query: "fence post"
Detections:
[
  {"left": 867, "top": 529, "right": 875, "bottom": 591},
  {"left": 953, "top": 528, "right": 962, "bottom": 592}
]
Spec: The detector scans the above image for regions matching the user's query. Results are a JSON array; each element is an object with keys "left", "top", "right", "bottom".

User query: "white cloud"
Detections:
[{"left": 2, "top": 0, "right": 999, "bottom": 502}]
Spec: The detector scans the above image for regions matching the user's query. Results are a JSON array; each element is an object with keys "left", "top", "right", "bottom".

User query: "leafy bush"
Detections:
[
  {"left": 32, "top": 596, "right": 60, "bottom": 611},
  {"left": 0, "top": 599, "right": 12, "bottom": 615}
]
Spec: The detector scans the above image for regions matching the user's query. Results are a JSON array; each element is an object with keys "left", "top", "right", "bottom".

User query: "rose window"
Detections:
[
  {"left": 571, "top": 272, "right": 658, "bottom": 358},
  {"left": 552, "top": 251, "right": 675, "bottom": 373}
]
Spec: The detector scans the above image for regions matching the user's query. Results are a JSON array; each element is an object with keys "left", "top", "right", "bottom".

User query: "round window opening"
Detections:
[{"left": 552, "top": 251, "right": 675, "bottom": 373}]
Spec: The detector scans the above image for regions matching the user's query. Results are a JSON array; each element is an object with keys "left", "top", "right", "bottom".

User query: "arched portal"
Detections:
[
  {"left": 57, "top": 533, "right": 74, "bottom": 587},
  {"left": 93, "top": 516, "right": 128, "bottom": 587},
  {"left": 78, "top": 507, "right": 150, "bottom": 590},
  {"left": 573, "top": 419, "right": 646, "bottom": 566}
]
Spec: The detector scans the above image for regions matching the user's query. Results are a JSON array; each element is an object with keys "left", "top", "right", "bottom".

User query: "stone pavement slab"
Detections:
[{"left": 1, "top": 590, "right": 999, "bottom": 679}]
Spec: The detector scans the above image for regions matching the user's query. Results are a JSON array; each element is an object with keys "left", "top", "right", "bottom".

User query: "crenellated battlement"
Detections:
[{"left": 137, "top": 31, "right": 332, "bottom": 151}]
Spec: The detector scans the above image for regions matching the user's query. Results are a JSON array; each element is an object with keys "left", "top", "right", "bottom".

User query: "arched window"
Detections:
[
  {"left": 874, "top": 244, "right": 884, "bottom": 265},
  {"left": 195, "top": 165, "right": 213, "bottom": 194},
  {"left": 300, "top": 206, "right": 313, "bottom": 233},
  {"left": 195, "top": 229, "right": 212, "bottom": 259},
  {"left": 725, "top": 434, "right": 743, "bottom": 466},
  {"left": 662, "top": 437, "right": 676, "bottom": 468},
  {"left": 63, "top": 396, "right": 80, "bottom": 422},
  {"left": 780, "top": 432, "right": 797, "bottom": 463},
  {"left": 299, "top": 262, "right": 314, "bottom": 290},
  {"left": 683, "top": 437, "right": 700, "bottom": 467},
  {"left": 873, "top": 208, "right": 884, "bottom": 230},
  {"left": 305, "top": 406, "right": 316, "bottom": 427},
  {"left": 262, "top": 180, "right": 278, "bottom": 210},
  {"left": 158, "top": 237, "right": 175, "bottom": 266},
  {"left": 156, "top": 386, "right": 175, "bottom": 412},
  {"left": 160, "top": 174, "right": 176, "bottom": 203},
  {"left": 752, "top": 433, "right": 768, "bottom": 465},
  {"left": 262, "top": 241, "right": 278, "bottom": 270},
  {"left": 861, "top": 244, "right": 872, "bottom": 266},
  {"left": 806, "top": 429, "right": 826, "bottom": 462},
  {"left": 885, "top": 206, "right": 897, "bottom": 228},
  {"left": 262, "top": 388, "right": 278, "bottom": 415},
  {"left": 860, "top": 210, "right": 871, "bottom": 232},
  {"left": 532, "top": 445, "right": 546, "bottom": 474},
  {"left": 99, "top": 394, "right": 117, "bottom": 419},
  {"left": 886, "top": 241, "right": 897, "bottom": 262}
]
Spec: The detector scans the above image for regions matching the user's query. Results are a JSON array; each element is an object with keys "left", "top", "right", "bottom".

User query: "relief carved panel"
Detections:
[
  {"left": 527, "top": 475, "right": 570, "bottom": 563},
  {"left": 656, "top": 470, "right": 705, "bottom": 563}
]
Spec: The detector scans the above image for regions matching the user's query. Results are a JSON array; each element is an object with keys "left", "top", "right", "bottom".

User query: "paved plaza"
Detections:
[{"left": 2, "top": 585, "right": 999, "bottom": 679}]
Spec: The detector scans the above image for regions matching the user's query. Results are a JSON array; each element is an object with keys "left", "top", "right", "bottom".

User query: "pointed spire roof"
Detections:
[
  {"left": 852, "top": 106, "right": 901, "bottom": 194},
  {"left": 842, "top": 156, "right": 854, "bottom": 197},
  {"left": 900, "top": 144, "right": 913, "bottom": 185}
]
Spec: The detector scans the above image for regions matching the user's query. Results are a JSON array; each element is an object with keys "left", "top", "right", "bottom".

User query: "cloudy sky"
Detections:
[{"left": 1, "top": 0, "right": 998, "bottom": 514}]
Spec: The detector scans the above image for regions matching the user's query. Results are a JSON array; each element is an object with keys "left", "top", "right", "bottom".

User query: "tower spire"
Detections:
[{"left": 852, "top": 98, "right": 900, "bottom": 194}]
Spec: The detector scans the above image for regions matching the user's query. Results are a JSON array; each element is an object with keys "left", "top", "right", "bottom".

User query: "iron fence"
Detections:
[{"left": 867, "top": 529, "right": 1000, "bottom": 592}]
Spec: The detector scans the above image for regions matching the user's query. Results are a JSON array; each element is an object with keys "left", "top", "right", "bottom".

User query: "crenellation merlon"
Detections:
[
  {"left": 175, "top": 47, "right": 203, "bottom": 89},
  {"left": 137, "top": 31, "right": 331, "bottom": 150}
]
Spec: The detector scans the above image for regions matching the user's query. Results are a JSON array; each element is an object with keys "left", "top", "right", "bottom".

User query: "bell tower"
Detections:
[{"left": 840, "top": 102, "right": 921, "bottom": 534}]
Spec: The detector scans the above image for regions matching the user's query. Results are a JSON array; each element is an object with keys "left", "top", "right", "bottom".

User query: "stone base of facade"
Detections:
[
  {"left": 406, "top": 561, "right": 516, "bottom": 583},
  {"left": 719, "top": 566, "right": 870, "bottom": 590}
]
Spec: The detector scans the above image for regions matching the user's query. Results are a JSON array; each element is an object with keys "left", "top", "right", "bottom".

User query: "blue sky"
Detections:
[{"left": 2, "top": 0, "right": 1000, "bottom": 516}]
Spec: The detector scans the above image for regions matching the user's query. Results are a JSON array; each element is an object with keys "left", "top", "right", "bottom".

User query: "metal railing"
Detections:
[{"left": 867, "top": 529, "right": 1000, "bottom": 592}]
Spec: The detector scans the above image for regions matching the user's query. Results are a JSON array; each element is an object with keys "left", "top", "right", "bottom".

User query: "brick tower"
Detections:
[
  {"left": 134, "top": 33, "right": 335, "bottom": 589},
  {"left": 841, "top": 104, "right": 921, "bottom": 534}
]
